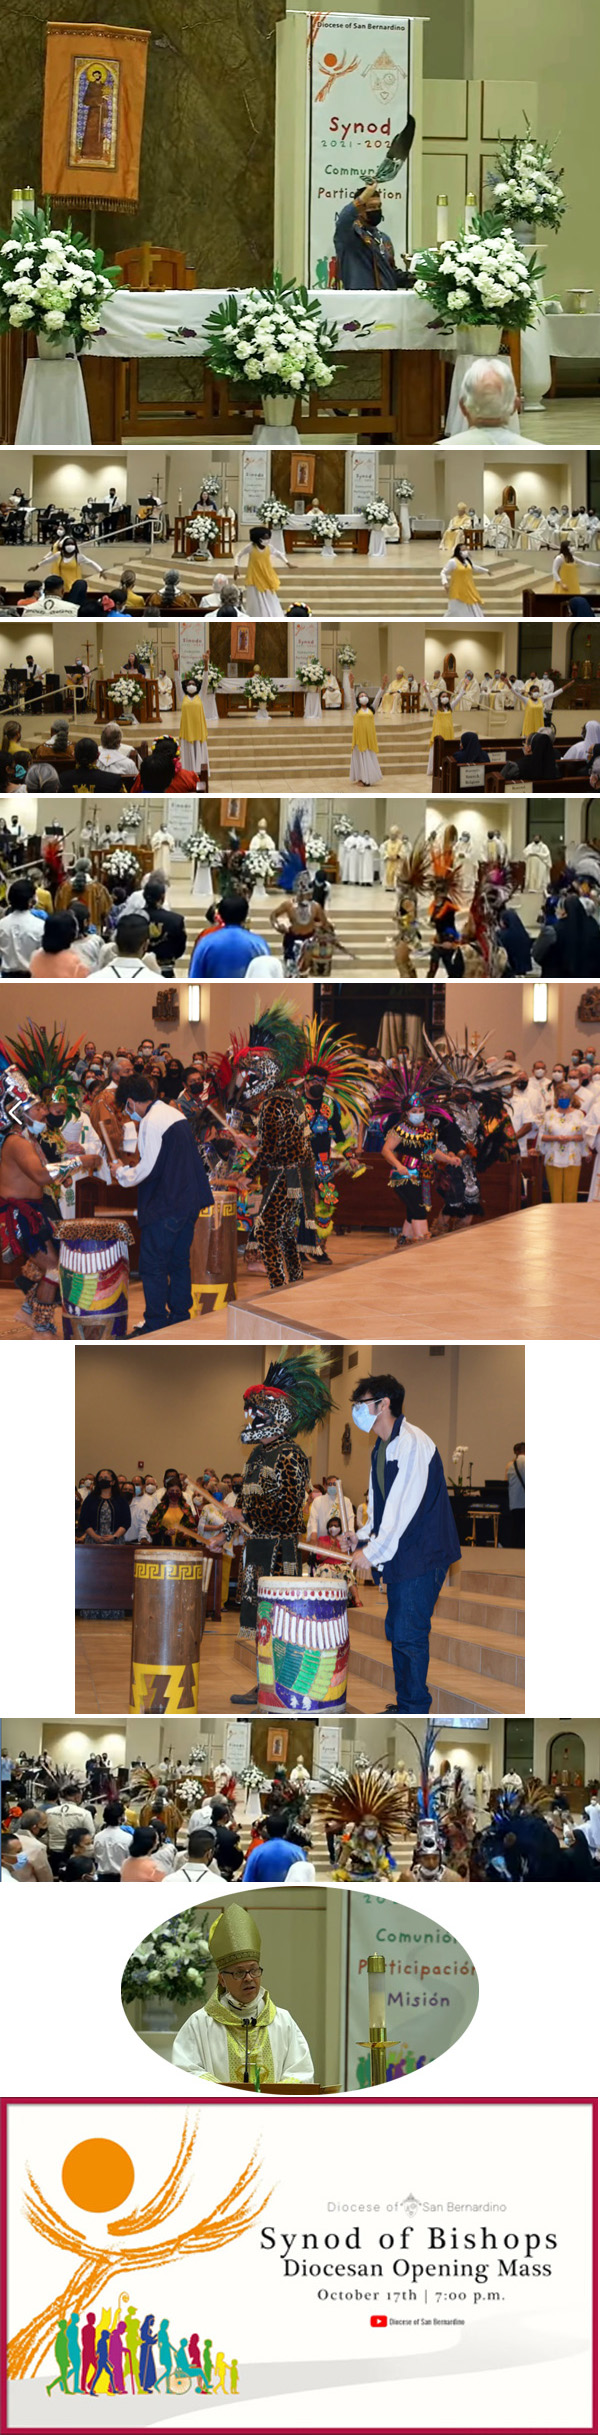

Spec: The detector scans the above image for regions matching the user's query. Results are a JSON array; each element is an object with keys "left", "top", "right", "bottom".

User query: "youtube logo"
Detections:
[{"left": 370, "top": 2315, "right": 388, "bottom": 2328}]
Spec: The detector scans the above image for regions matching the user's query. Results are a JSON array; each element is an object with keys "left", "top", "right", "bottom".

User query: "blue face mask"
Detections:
[
  {"left": 557, "top": 1096, "right": 571, "bottom": 1111},
  {"left": 352, "top": 1402, "right": 379, "bottom": 1433}
]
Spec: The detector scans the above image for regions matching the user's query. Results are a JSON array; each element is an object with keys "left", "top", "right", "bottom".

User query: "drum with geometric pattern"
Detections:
[
  {"left": 130, "top": 1549, "right": 207, "bottom": 1714},
  {"left": 58, "top": 1218, "right": 133, "bottom": 1340},
  {"left": 256, "top": 1574, "right": 349, "bottom": 1712}
]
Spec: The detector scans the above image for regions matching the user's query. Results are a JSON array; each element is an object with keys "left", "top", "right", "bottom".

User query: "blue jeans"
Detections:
[
  {"left": 139, "top": 1211, "right": 196, "bottom": 1333},
  {"left": 384, "top": 1565, "right": 447, "bottom": 1712}
]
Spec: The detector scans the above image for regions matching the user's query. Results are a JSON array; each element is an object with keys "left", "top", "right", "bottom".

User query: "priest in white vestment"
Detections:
[{"left": 171, "top": 1902, "right": 315, "bottom": 2087}]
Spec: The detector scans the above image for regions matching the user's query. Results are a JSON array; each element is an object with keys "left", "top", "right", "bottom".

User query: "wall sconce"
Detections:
[
  {"left": 188, "top": 984, "right": 200, "bottom": 1024},
  {"left": 532, "top": 983, "right": 548, "bottom": 1024}
]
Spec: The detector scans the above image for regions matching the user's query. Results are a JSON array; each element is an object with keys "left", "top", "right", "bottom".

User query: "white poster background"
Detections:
[
  {"left": 5, "top": 2098, "right": 594, "bottom": 2431},
  {"left": 291, "top": 619, "right": 321, "bottom": 672},
  {"left": 178, "top": 620, "right": 207, "bottom": 676},
  {"left": 163, "top": 795, "right": 198, "bottom": 852},
  {"left": 348, "top": 446, "right": 379, "bottom": 509},
  {"left": 347, "top": 1889, "right": 480, "bottom": 2089},
  {"left": 307, "top": 14, "right": 412, "bottom": 286},
  {"left": 241, "top": 449, "right": 271, "bottom": 521}
]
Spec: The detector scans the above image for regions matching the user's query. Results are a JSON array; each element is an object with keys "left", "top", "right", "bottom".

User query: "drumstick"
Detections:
[{"left": 297, "top": 1538, "right": 350, "bottom": 1567}]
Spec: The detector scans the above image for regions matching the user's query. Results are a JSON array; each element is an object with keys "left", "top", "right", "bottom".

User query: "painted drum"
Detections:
[
  {"left": 58, "top": 1218, "right": 133, "bottom": 1340},
  {"left": 190, "top": 1186, "right": 238, "bottom": 1308},
  {"left": 256, "top": 1573, "right": 349, "bottom": 1712},
  {"left": 130, "top": 1548, "right": 208, "bottom": 1714}
]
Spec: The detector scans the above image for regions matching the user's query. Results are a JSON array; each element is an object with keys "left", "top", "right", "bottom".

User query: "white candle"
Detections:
[
  {"left": 436, "top": 194, "right": 449, "bottom": 244},
  {"left": 464, "top": 191, "right": 477, "bottom": 233}
]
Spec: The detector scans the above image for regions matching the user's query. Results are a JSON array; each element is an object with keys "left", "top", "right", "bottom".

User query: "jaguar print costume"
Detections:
[
  {"left": 253, "top": 1086, "right": 312, "bottom": 1288},
  {"left": 233, "top": 1354, "right": 334, "bottom": 1684}
]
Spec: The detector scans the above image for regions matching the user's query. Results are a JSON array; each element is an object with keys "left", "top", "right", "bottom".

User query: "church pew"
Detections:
[
  {"left": 75, "top": 1538, "right": 223, "bottom": 1619},
  {"left": 333, "top": 1150, "right": 521, "bottom": 1231},
  {"left": 522, "top": 588, "right": 600, "bottom": 616}
]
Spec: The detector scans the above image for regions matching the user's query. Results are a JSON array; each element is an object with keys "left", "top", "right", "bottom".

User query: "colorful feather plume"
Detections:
[
  {"left": 300, "top": 1016, "right": 374, "bottom": 1123},
  {"left": 0, "top": 1020, "right": 84, "bottom": 1115},
  {"left": 317, "top": 1760, "right": 409, "bottom": 1838},
  {"left": 261, "top": 1349, "right": 334, "bottom": 1434}
]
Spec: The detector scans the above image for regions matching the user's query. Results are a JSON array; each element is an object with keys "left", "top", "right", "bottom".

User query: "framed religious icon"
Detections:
[
  {"left": 267, "top": 1728, "right": 289, "bottom": 1763},
  {"left": 230, "top": 624, "right": 256, "bottom": 662},
  {"left": 220, "top": 797, "right": 247, "bottom": 829},
  {"left": 290, "top": 453, "right": 316, "bottom": 498}
]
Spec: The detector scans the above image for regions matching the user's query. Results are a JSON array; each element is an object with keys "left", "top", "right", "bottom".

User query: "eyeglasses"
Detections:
[{"left": 224, "top": 1964, "right": 262, "bottom": 1983}]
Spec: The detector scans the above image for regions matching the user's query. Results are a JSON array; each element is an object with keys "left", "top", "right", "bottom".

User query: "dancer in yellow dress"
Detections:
[
  {"left": 350, "top": 692, "right": 383, "bottom": 786},
  {"left": 179, "top": 679, "right": 210, "bottom": 777},
  {"left": 239, "top": 526, "right": 285, "bottom": 619},
  {"left": 427, "top": 689, "right": 455, "bottom": 776},
  {"left": 440, "top": 546, "right": 486, "bottom": 618},
  {"left": 521, "top": 686, "right": 544, "bottom": 739}
]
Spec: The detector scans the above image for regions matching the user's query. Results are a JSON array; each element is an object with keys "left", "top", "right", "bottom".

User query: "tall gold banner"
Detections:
[{"left": 42, "top": 20, "right": 151, "bottom": 208}]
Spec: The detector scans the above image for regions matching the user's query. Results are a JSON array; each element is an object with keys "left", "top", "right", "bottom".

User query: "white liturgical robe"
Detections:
[{"left": 171, "top": 1988, "right": 315, "bottom": 2085}]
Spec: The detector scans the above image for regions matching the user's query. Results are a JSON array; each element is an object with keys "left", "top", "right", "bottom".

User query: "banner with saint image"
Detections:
[{"left": 42, "top": 21, "right": 151, "bottom": 207}]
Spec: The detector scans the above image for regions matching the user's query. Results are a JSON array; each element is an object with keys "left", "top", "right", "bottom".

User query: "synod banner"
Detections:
[
  {"left": 346, "top": 1888, "right": 479, "bottom": 2089},
  {"left": 3, "top": 2097, "right": 595, "bottom": 2429},
  {"left": 306, "top": 13, "right": 412, "bottom": 285},
  {"left": 42, "top": 21, "right": 150, "bottom": 208}
]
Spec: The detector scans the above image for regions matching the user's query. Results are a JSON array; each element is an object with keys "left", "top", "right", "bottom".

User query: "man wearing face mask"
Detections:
[
  {"left": 106, "top": 1075, "right": 214, "bottom": 1335},
  {"left": 345, "top": 1373, "right": 460, "bottom": 1714},
  {"left": 334, "top": 182, "right": 410, "bottom": 291}
]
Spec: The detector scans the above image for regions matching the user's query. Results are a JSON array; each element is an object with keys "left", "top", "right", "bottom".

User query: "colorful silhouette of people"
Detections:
[
  {"left": 108, "top": 2319, "right": 127, "bottom": 2394},
  {"left": 81, "top": 2312, "right": 97, "bottom": 2393},
  {"left": 124, "top": 2304, "right": 141, "bottom": 2390},
  {"left": 47, "top": 2302, "right": 240, "bottom": 2397},
  {"left": 188, "top": 2331, "right": 210, "bottom": 2389},
  {"left": 88, "top": 2328, "right": 116, "bottom": 2396},
  {"left": 139, "top": 2312, "right": 158, "bottom": 2391},
  {"left": 66, "top": 2312, "right": 81, "bottom": 2392},
  {"left": 46, "top": 2320, "right": 70, "bottom": 2395},
  {"left": 155, "top": 2317, "right": 174, "bottom": 2387}
]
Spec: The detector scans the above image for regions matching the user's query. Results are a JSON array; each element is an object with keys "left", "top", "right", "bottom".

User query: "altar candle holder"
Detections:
[
  {"left": 436, "top": 194, "right": 449, "bottom": 245},
  {"left": 367, "top": 1953, "right": 387, "bottom": 2084},
  {"left": 464, "top": 191, "right": 477, "bottom": 233}
]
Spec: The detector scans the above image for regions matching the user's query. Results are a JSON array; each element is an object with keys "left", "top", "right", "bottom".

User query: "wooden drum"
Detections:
[
  {"left": 256, "top": 1574, "right": 349, "bottom": 1713},
  {"left": 58, "top": 1218, "right": 132, "bottom": 1339},
  {"left": 190, "top": 1186, "right": 238, "bottom": 1306},
  {"left": 130, "top": 1549, "right": 207, "bottom": 1713}
]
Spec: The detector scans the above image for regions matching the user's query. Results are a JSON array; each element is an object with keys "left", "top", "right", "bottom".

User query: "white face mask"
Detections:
[{"left": 352, "top": 1402, "right": 380, "bottom": 1433}]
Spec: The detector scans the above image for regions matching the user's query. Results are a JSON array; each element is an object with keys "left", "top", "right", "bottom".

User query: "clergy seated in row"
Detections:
[{"left": 172, "top": 1904, "right": 314, "bottom": 2088}]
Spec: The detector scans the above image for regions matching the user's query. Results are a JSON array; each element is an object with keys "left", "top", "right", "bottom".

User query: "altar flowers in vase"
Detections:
[
  {"left": 308, "top": 507, "right": 342, "bottom": 560},
  {"left": 186, "top": 513, "right": 219, "bottom": 558},
  {"left": 243, "top": 672, "right": 278, "bottom": 723},
  {"left": 363, "top": 495, "right": 395, "bottom": 561},
  {"left": 350, "top": 691, "right": 383, "bottom": 788},
  {"left": 298, "top": 657, "right": 326, "bottom": 722},
  {"left": 488, "top": 119, "right": 566, "bottom": 236},
  {"left": 257, "top": 493, "right": 289, "bottom": 561},
  {"left": 0, "top": 203, "right": 120, "bottom": 352},
  {"left": 395, "top": 476, "right": 414, "bottom": 542},
  {"left": 412, "top": 211, "right": 542, "bottom": 338},
  {"left": 178, "top": 678, "right": 210, "bottom": 777}
]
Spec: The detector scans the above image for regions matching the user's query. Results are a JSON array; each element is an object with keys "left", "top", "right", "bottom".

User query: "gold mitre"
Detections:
[{"left": 209, "top": 1906, "right": 262, "bottom": 1969}]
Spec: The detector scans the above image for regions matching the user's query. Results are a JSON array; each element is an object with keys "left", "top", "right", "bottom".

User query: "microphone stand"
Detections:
[{"left": 243, "top": 2014, "right": 258, "bottom": 2085}]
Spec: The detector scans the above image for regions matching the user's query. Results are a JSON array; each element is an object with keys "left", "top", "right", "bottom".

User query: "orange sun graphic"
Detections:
[{"left": 62, "top": 2139, "right": 135, "bottom": 2215}]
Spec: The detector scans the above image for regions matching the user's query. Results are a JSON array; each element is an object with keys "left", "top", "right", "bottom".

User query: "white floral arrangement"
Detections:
[
  {"left": 119, "top": 808, "right": 142, "bottom": 833},
  {"left": 0, "top": 204, "right": 120, "bottom": 350},
  {"left": 309, "top": 508, "right": 342, "bottom": 542},
  {"left": 204, "top": 662, "right": 221, "bottom": 692},
  {"left": 245, "top": 829, "right": 281, "bottom": 872},
  {"left": 297, "top": 657, "right": 326, "bottom": 689},
  {"left": 203, "top": 273, "right": 338, "bottom": 397},
  {"left": 239, "top": 1762, "right": 270, "bottom": 1791},
  {"left": 305, "top": 832, "right": 328, "bottom": 865},
  {"left": 103, "top": 848, "right": 141, "bottom": 882},
  {"left": 108, "top": 676, "right": 144, "bottom": 711},
  {"left": 185, "top": 826, "right": 217, "bottom": 865},
  {"left": 244, "top": 674, "right": 278, "bottom": 707},
  {"left": 395, "top": 478, "right": 415, "bottom": 502},
  {"left": 258, "top": 494, "right": 289, "bottom": 529},
  {"left": 363, "top": 496, "right": 392, "bottom": 529},
  {"left": 412, "top": 211, "right": 543, "bottom": 330},
  {"left": 333, "top": 813, "right": 353, "bottom": 837},
  {"left": 338, "top": 643, "right": 357, "bottom": 668},
  {"left": 186, "top": 514, "right": 219, "bottom": 549},
  {"left": 489, "top": 120, "right": 566, "bottom": 233}
]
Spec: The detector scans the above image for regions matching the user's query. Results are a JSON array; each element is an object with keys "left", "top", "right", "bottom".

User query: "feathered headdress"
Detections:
[
  {"left": 400, "top": 1720, "right": 443, "bottom": 1816},
  {"left": 0, "top": 1020, "right": 84, "bottom": 1116},
  {"left": 395, "top": 834, "right": 432, "bottom": 904},
  {"left": 243, "top": 1349, "right": 334, "bottom": 1437},
  {"left": 40, "top": 835, "right": 65, "bottom": 891},
  {"left": 278, "top": 808, "right": 307, "bottom": 894},
  {"left": 300, "top": 1017, "right": 374, "bottom": 1125},
  {"left": 317, "top": 1761, "right": 409, "bottom": 1838},
  {"left": 479, "top": 1783, "right": 558, "bottom": 1881},
  {"left": 372, "top": 1053, "right": 449, "bottom": 1126},
  {"left": 231, "top": 1001, "right": 307, "bottom": 1084},
  {"left": 423, "top": 1026, "right": 514, "bottom": 1100}
]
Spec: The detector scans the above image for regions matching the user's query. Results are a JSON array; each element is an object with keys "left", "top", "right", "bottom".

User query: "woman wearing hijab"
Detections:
[
  {"left": 505, "top": 725, "right": 557, "bottom": 787},
  {"left": 563, "top": 719, "right": 600, "bottom": 765},
  {"left": 536, "top": 892, "right": 600, "bottom": 978},
  {"left": 452, "top": 730, "right": 490, "bottom": 768}
]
